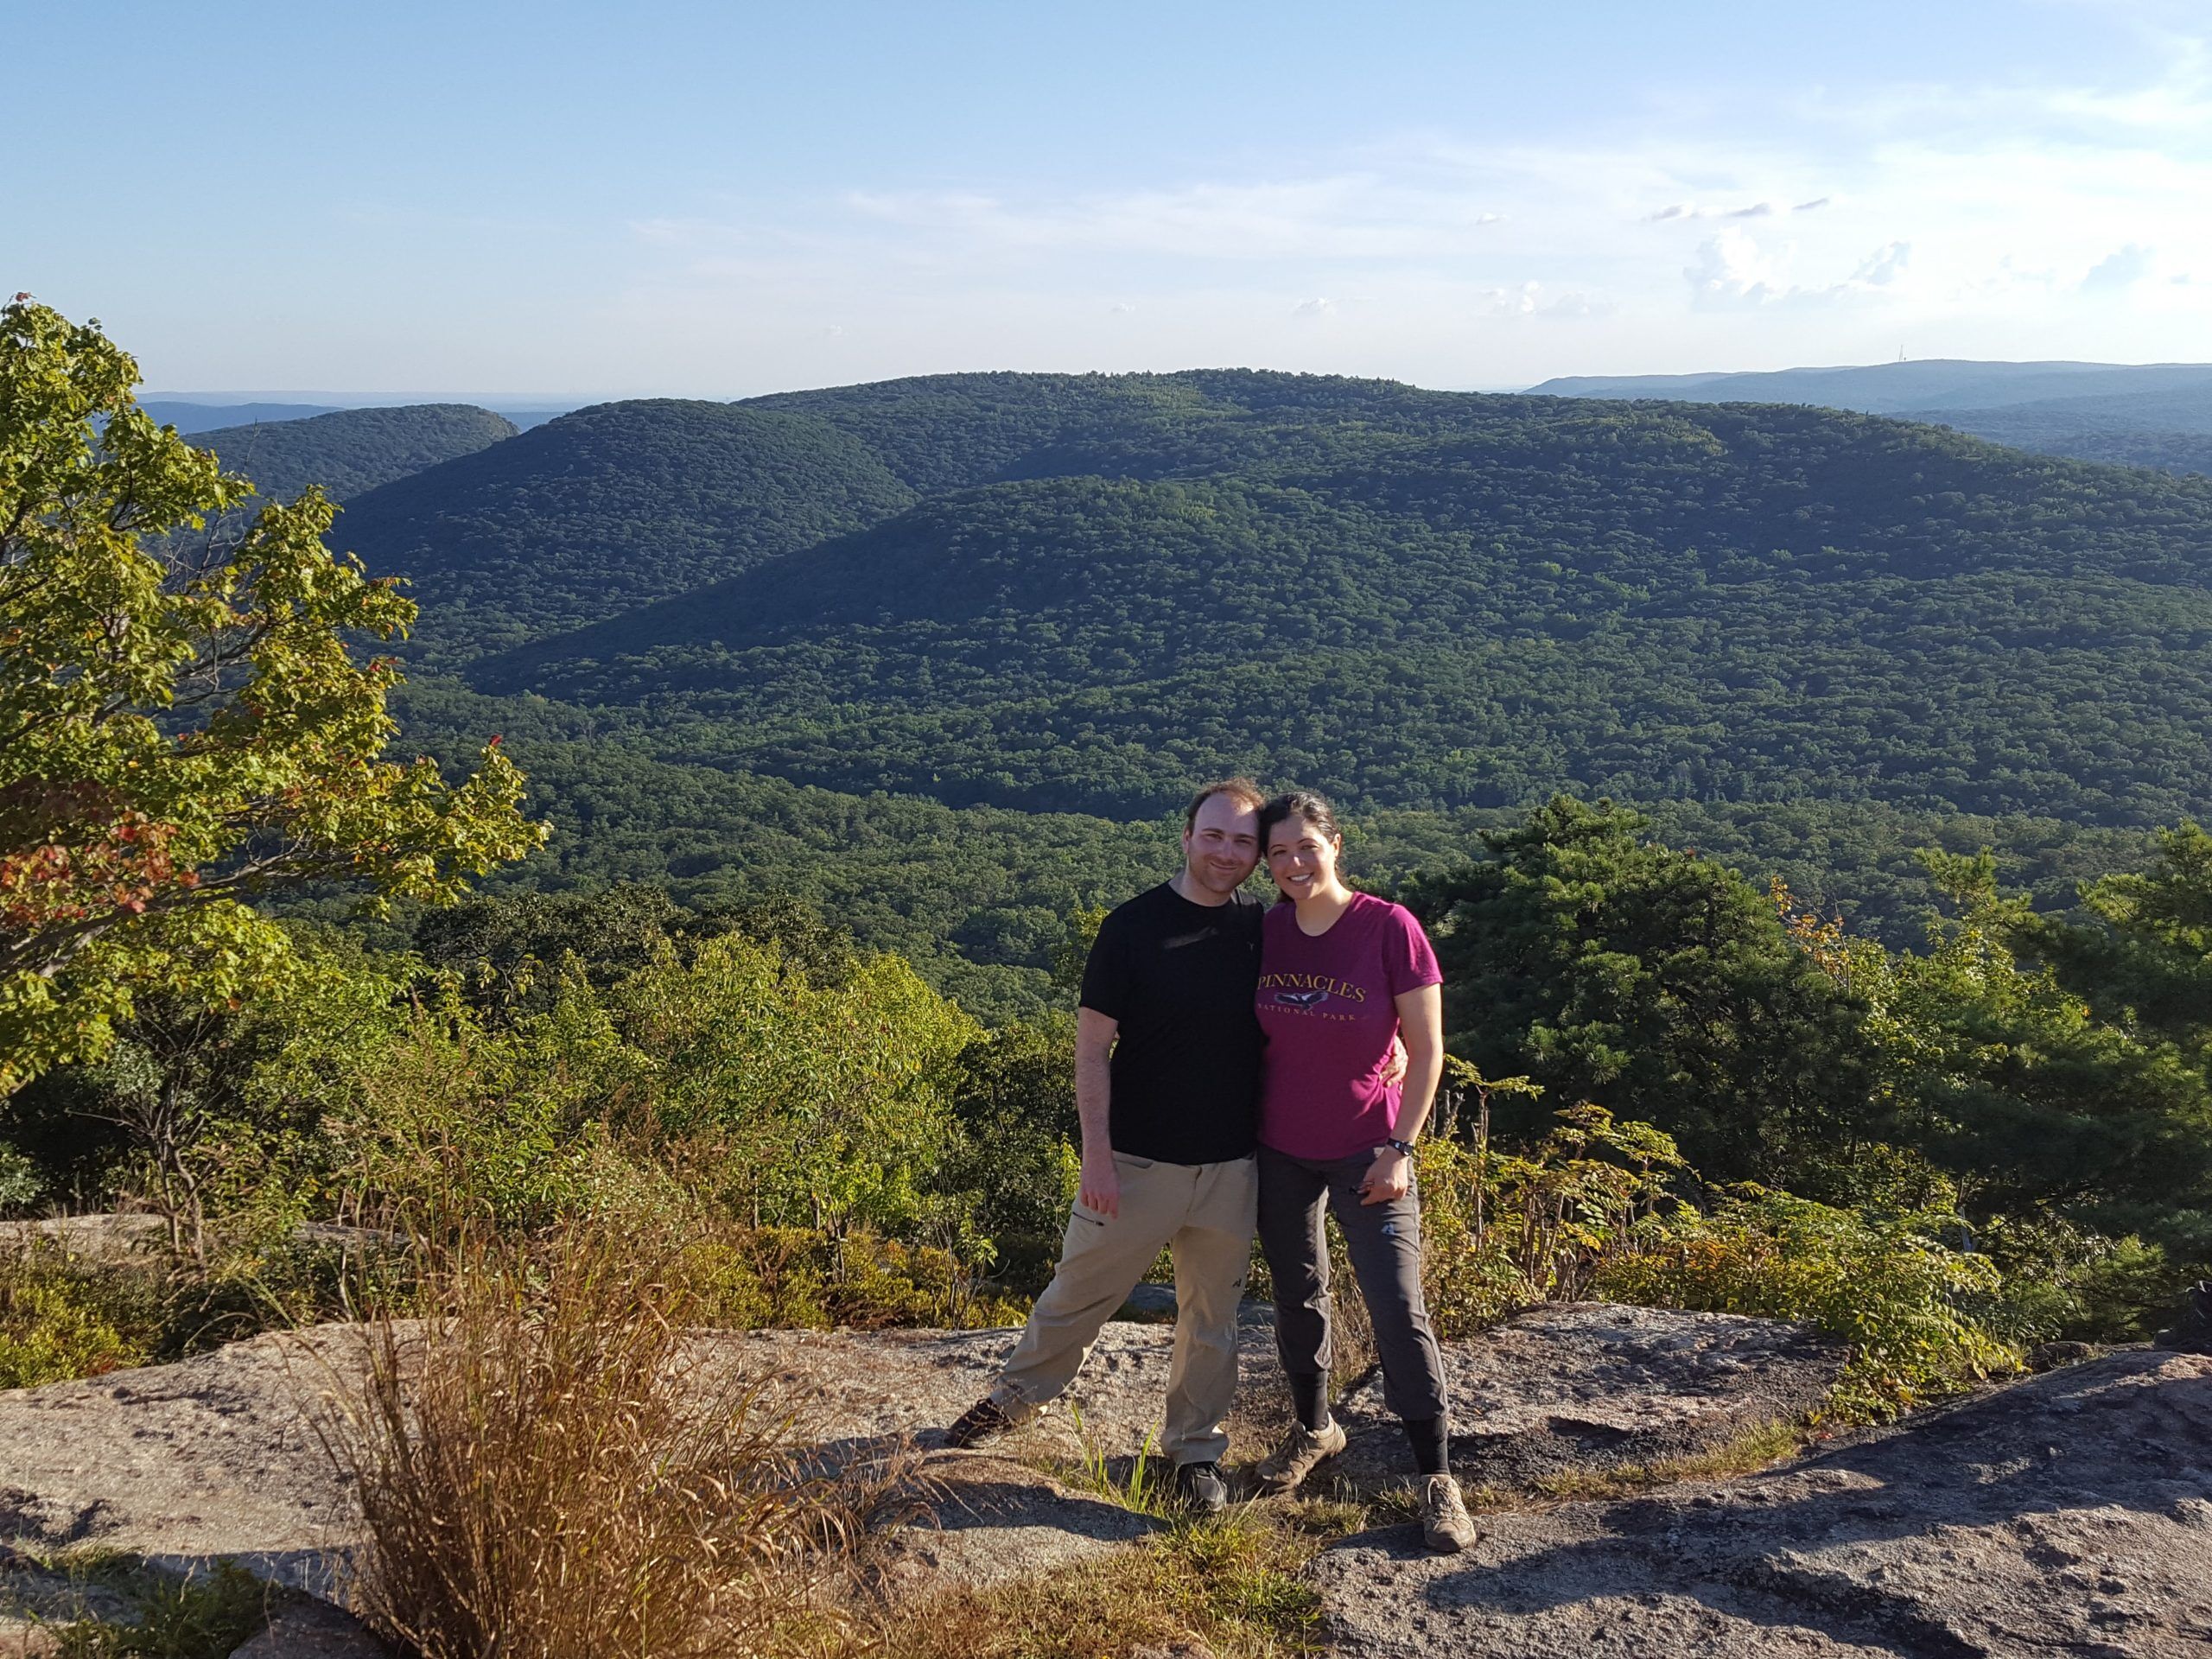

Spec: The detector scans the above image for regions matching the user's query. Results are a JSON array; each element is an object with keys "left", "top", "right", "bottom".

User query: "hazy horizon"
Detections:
[{"left": 13, "top": 1, "right": 2205, "bottom": 395}]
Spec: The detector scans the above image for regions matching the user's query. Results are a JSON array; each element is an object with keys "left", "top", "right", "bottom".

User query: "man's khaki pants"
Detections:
[{"left": 989, "top": 1151, "right": 1257, "bottom": 1465}]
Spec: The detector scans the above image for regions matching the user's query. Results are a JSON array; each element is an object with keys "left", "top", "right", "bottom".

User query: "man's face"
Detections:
[{"left": 1182, "top": 793, "right": 1262, "bottom": 898}]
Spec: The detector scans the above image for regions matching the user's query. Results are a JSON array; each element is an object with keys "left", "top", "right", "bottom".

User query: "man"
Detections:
[{"left": 942, "top": 779, "right": 1272, "bottom": 1513}]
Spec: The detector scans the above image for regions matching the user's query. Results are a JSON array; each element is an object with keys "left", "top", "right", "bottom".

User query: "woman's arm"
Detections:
[{"left": 1359, "top": 982, "right": 1445, "bottom": 1205}]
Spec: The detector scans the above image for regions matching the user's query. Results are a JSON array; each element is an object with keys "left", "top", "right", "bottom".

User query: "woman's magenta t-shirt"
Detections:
[{"left": 1255, "top": 893, "right": 1442, "bottom": 1160}]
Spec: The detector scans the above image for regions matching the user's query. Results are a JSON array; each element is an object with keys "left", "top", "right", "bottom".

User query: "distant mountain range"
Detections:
[
  {"left": 143, "top": 400, "right": 345, "bottom": 433},
  {"left": 172, "top": 366, "right": 2212, "bottom": 1002},
  {"left": 144, "top": 398, "right": 574, "bottom": 435},
  {"left": 259, "top": 369, "right": 2212, "bottom": 833},
  {"left": 189, "top": 404, "right": 518, "bottom": 505},
  {"left": 1529, "top": 359, "right": 2212, "bottom": 478}
]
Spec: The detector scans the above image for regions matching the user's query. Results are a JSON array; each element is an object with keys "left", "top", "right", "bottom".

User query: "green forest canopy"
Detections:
[
  {"left": 365, "top": 373, "right": 2212, "bottom": 828},
  {"left": 286, "top": 367, "right": 2212, "bottom": 1007}
]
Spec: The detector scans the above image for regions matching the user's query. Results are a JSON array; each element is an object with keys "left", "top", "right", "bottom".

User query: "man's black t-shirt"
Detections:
[{"left": 1077, "top": 882, "right": 1266, "bottom": 1165}]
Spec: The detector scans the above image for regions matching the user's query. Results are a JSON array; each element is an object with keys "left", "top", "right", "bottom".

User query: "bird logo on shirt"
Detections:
[{"left": 1274, "top": 988, "right": 1332, "bottom": 1007}]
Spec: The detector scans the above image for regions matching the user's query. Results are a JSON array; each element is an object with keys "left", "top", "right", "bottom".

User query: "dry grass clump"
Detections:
[{"left": 320, "top": 1224, "right": 855, "bottom": 1659}]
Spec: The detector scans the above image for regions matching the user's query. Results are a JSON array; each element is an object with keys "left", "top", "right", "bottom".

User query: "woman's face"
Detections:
[{"left": 1267, "top": 818, "right": 1342, "bottom": 900}]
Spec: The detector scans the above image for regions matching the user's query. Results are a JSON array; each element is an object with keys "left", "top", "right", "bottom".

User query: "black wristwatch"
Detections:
[{"left": 1385, "top": 1137, "right": 1416, "bottom": 1156}]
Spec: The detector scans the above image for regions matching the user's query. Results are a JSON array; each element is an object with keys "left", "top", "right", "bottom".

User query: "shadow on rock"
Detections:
[{"left": 1316, "top": 1351, "right": 2212, "bottom": 1658}]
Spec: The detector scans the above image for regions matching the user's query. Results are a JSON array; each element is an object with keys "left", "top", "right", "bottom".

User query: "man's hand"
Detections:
[
  {"left": 1359, "top": 1145, "right": 1412, "bottom": 1205},
  {"left": 1079, "top": 1154, "right": 1122, "bottom": 1220},
  {"left": 1382, "top": 1033, "right": 1408, "bottom": 1087}
]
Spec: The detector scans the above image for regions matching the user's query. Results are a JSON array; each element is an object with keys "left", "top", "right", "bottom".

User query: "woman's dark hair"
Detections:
[{"left": 1259, "top": 790, "right": 1343, "bottom": 849}]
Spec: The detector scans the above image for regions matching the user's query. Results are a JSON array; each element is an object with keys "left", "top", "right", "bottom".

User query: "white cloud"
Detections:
[
  {"left": 2082, "top": 243, "right": 2156, "bottom": 289},
  {"left": 1685, "top": 232, "right": 1917, "bottom": 308},
  {"left": 588, "top": 42, "right": 2212, "bottom": 392},
  {"left": 1648, "top": 199, "right": 1793, "bottom": 223},
  {"left": 1850, "top": 240, "right": 1912, "bottom": 286},
  {"left": 1686, "top": 228, "right": 1794, "bottom": 307}
]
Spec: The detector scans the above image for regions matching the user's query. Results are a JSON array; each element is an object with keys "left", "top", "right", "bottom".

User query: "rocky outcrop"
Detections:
[
  {"left": 1330, "top": 1302, "right": 1843, "bottom": 1491},
  {"left": 734, "top": 1301, "right": 1847, "bottom": 1497},
  {"left": 86, "top": 1299, "right": 2212, "bottom": 1659},
  {"left": 0, "top": 1304, "right": 1842, "bottom": 1594},
  {"left": 1315, "top": 1348, "right": 2212, "bottom": 1658}
]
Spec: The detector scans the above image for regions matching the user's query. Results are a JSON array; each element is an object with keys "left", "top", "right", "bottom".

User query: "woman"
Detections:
[{"left": 1248, "top": 790, "right": 1475, "bottom": 1554}]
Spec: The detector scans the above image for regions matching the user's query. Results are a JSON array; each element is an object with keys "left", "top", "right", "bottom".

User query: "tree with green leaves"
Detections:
[
  {"left": 1780, "top": 846, "right": 2212, "bottom": 1247},
  {"left": 2025, "top": 821, "right": 2212, "bottom": 1052},
  {"left": 0, "top": 301, "right": 543, "bottom": 1090},
  {"left": 1405, "top": 797, "right": 1872, "bottom": 1180}
]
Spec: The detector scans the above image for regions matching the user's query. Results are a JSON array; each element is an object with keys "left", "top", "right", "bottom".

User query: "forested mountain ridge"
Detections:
[
  {"left": 1532, "top": 360, "right": 2212, "bottom": 477},
  {"left": 1529, "top": 359, "right": 2212, "bottom": 414},
  {"left": 190, "top": 403, "right": 518, "bottom": 504},
  {"left": 454, "top": 375, "right": 2212, "bottom": 827},
  {"left": 338, "top": 398, "right": 918, "bottom": 660}
]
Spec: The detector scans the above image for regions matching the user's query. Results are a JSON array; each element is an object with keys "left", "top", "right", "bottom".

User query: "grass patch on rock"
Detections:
[{"left": 875, "top": 1507, "right": 1327, "bottom": 1659}]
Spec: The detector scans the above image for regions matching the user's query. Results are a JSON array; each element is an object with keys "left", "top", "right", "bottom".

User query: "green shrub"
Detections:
[
  {"left": 938, "top": 1016, "right": 1079, "bottom": 1289},
  {"left": 54, "top": 1561, "right": 269, "bottom": 1659},
  {"left": 0, "top": 1243, "right": 155, "bottom": 1388},
  {"left": 1597, "top": 1190, "right": 2018, "bottom": 1419},
  {"left": 0, "top": 1142, "right": 43, "bottom": 1213},
  {"left": 1417, "top": 1103, "right": 1686, "bottom": 1338},
  {"left": 679, "top": 1225, "right": 1026, "bottom": 1331},
  {"left": 1972, "top": 1218, "right": 2194, "bottom": 1344}
]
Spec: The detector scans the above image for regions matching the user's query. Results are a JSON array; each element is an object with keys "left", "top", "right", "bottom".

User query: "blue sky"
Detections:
[{"left": 6, "top": 0, "right": 2206, "bottom": 397}]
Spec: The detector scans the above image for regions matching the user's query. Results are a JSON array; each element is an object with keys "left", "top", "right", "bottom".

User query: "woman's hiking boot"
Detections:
[
  {"left": 1420, "top": 1474, "right": 1478, "bottom": 1554},
  {"left": 1254, "top": 1419, "right": 1348, "bottom": 1496}
]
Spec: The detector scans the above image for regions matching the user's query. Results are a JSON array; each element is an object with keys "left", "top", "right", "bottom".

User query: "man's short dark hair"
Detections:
[{"left": 1183, "top": 777, "right": 1268, "bottom": 833}]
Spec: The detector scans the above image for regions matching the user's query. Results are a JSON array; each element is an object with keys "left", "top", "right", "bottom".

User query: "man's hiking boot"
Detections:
[
  {"left": 944, "top": 1395, "right": 1016, "bottom": 1450},
  {"left": 1173, "top": 1460, "right": 1229, "bottom": 1515},
  {"left": 1420, "top": 1473, "right": 1478, "bottom": 1554},
  {"left": 1254, "top": 1419, "right": 1348, "bottom": 1496}
]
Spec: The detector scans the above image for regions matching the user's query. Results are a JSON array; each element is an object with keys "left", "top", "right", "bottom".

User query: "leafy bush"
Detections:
[
  {"left": 938, "top": 1016, "right": 1080, "bottom": 1288},
  {"left": 0, "top": 1142, "right": 42, "bottom": 1212},
  {"left": 1972, "top": 1218, "right": 2192, "bottom": 1344},
  {"left": 1419, "top": 1102, "right": 1684, "bottom": 1336},
  {"left": 0, "top": 1242, "right": 154, "bottom": 1387},
  {"left": 1597, "top": 1190, "right": 2018, "bottom": 1419},
  {"left": 1414, "top": 1096, "right": 2018, "bottom": 1420},
  {"left": 678, "top": 1224, "right": 1025, "bottom": 1332},
  {"left": 337, "top": 933, "right": 978, "bottom": 1246}
]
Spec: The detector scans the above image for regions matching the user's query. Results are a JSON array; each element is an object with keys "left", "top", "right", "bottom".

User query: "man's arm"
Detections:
[{"left": 1075, "top": 1006, "right": 1122, "bottom": 1218}]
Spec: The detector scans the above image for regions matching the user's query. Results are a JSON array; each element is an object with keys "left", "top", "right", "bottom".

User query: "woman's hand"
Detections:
[{"left": 1359, "top": 1145, "right": 1412, "bottom": 1205}]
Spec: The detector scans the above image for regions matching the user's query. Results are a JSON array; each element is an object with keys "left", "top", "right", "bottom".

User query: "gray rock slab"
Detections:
[
  {"left": 0, "top": 1330, "right": 353, "bottom": 1567},
  {"left": 1313, "top": 1350, "right": 2212, "bottom": 1658},
  {"left": 226, "top": 1597, "right": 388, "bottom": 1658},
  {"left": 863, "top": 1450, "right": 1161, "bottom": 1595},
  {"left": 1329, "top": 1301, "right": 1845, "bottom": 1491}
]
